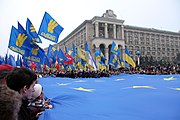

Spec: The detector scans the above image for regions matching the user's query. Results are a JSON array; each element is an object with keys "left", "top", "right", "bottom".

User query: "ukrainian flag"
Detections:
[{"left": 124, "top": 47, "right": 136, "bottom": 68}]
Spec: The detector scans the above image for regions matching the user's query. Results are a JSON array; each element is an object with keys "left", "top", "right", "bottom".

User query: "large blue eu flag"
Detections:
[{"left": 38, "top": 12, "right": 64, "bottom": 43}]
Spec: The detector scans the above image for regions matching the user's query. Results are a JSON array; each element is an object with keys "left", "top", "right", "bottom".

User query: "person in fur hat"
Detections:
[{"left": 28, "top": 84, "right": 53, "bottom": 119}]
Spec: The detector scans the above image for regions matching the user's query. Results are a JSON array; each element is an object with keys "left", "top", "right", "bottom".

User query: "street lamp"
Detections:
[{"left": 136, "top": 51, "right": 141, "bottom": 66}]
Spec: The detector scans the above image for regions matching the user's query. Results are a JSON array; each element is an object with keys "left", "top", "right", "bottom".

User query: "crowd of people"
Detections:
[
  {"left": 0, "top": 65, "right": 52, "bottom": 120},
  {"left": 36, "top": 64, "right": 180, "bottom": 78},
  {"left": 0, "top": 63, "right": 179, "bottom": 120}
]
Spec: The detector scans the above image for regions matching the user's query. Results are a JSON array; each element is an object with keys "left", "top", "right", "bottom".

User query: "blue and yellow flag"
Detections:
[
  {"left": 47, "top": 44, "right": 58, "bottom": 64},
  {"left": 124, "top": 47, "right": 136, "bottom": 68},
  {"left": 85, "top": 42, "right": 97, "bottom": 71},
  {"left": 110, "top": 41, "right": 119, "bottom": 55},
  {"left": 18, "top": 22, "right": 36, "bottom": 50},
  {"left": 26, "top": 18, "right": 42, "bottom": 43},
  {"left": 8, "top": 26, "right": 27, "bottom": 55},
  {"left": 65, "top": 47, "right": 73, "bottom": 56},
  {"left": 77, "top": 47, "right": 87, "bottom": 62},
  {"left": 72, "top": 43, "right": 76, "bottom": 57},
  {"left": 44, "top": 55, "right": 50, "bottom": 68},
  {"left": 108, "top": 54, "right": 118, "bottom": 68},
  {"left": 57, "top": 49, "right": 68, "bottom": 63},
  {"left": 38, "top": 12, "right": 64, "bottom": 43},
  {"left": 98, "top": 61, "right": 107, "bottom": 70},
  {"left": 120, "top": 59, "right": 129, "bottom": 68},
  {"left": 24, "top": 45, "right": 46, "bottom": 64},
  {"left": 95, "top": 49, "right": 106, "bottom": 61}
]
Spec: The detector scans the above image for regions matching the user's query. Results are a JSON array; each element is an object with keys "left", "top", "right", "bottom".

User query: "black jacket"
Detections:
[{"left": 18, "top": 99, "right": 32, "bottom": 120}]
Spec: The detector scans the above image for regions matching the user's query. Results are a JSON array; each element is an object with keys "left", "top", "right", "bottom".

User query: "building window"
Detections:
[
  {"left": 99, "top": 23, "right": 105, "bottom": 38},
  {"left": 141, "top": 51, "right": 144, "bottom": 55},
  {"left": 157, "top": 48, "right": 161, "bottom": 51},
  {"left": 129, "top": 46, "right": 133, "bottom": 50},
  {"left": 147, "top": 52, "right": 150, "bottom": 55},
  {"left": 128, "top": 36, "right": 133, "bottom": 44},
  {"left": 135, "top": 46, "right": 139, "bottom": 51},
  {"left": 141, "top": 41, "right": 144, "bottom": 45},
  {"left": 141, "top": 47, "right": 145, "bottom": 51},
  {"left": 108, "top": 24, "right": 113, "bottom": 39}
]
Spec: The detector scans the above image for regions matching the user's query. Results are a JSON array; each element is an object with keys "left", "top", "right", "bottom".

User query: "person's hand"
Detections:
[
  {"left": 36, "top": 112, "right": 43, "bottom": 117},
  {"left": 45, "top": 99, "right": 51, "bottom": 104},
  {"left": 44, "top": 104, "right": 53, "bottom": 109}
]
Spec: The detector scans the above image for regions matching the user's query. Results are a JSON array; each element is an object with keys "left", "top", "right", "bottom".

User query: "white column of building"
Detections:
[
  {"left": 121, "top": 26, "right": 125, "bottom": 60},
  {"left": 105, "top": 23, "right": 108, "bottom": 38},
  {"left": 121, "top": 25, "right": 124, "bottom": 40},
  {"left": 113, "top": 24, "right": 116, "bottom": 39},
  {"left": 95, "top": 22, "right": 99, "bottom": 38}
]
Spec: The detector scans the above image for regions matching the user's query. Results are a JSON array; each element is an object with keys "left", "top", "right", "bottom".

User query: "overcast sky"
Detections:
[{"left": 0, "top": 0, "right": 180, "bottom": 57}]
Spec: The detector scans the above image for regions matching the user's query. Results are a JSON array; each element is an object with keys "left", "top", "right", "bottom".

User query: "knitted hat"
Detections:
[
  {"left": 0, "top": 64, "right": 14, "bottom": 79},
  {"left": 32, "top": 84, "right": 43, "bottom": 99}
]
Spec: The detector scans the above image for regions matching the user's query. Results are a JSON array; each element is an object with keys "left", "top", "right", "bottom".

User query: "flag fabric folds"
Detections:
[
  {"left": 17, "top": 22, "right": 36, "bottom": 50},
  {"left": 24, "top": 45, "right": 46, "bottom": 64},
  {"left": 26, "top": 18, "right": 42, "bottom": 43},
  {"left": 38, "top": 12, "right": 64, "bottom": 43},
  {"left": 77, "top": 47, "right": 87, "bottom": 62},
  {"left": 8, "top": 54, "right": 16, "bottom": 67},
  {"left": 0, "top": 57, "right": 5, "bottom": 65},
  {"left": 47, "top": 44, "right": 58, "bottom": 64},
  {"left": 85, "top": 42, "right": 97, "bottom": 71},
  {"left": 16, "top": 54, "right": 21, "bottom": 66},
  {"left": 95, "top": 49, "right": 106, "bottom": 61},
  {"left": 64, "top": 53, "right": 74, "bottom": 65},
  {"left": 71, "top": 43, "right": 77, "bottom": 57},
  {"left": 108, "top": 54, "right": 117, "bottom": 67},
  {"left": 124, "top": 46, "right": 136, "bottom": 68},
  {"left": 8, "top": 26, "right": 27, "bottom": 55},
  {"left": 110, "top": 41, "right": 119, "bottom": 55},
  {"left": 57, "top": 49, "right": 68, "bottom": 63}
]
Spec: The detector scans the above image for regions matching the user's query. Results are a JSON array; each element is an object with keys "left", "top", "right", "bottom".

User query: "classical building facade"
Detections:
[{"left": 49, "top": 10, "right": 180, "bottom": 64}]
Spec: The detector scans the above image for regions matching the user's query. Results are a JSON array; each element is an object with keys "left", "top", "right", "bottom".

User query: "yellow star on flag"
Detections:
[
  {"left": 132, "top": 86, "right": 155, "bottom": 89},
  {"left": 73, "top": 87, "right": 95, "bottom": 92}
]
